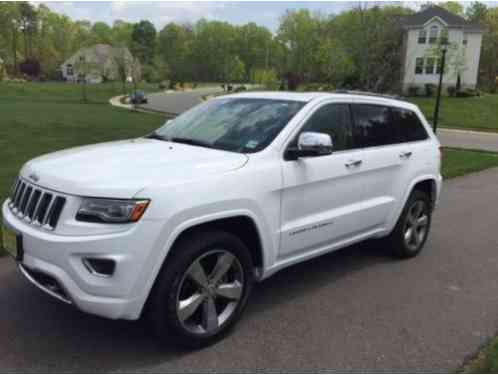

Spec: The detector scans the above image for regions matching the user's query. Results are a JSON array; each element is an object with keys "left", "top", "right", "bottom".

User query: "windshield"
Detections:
[{"left": 151, "top": 98, "right": 305, "bottom": 153}]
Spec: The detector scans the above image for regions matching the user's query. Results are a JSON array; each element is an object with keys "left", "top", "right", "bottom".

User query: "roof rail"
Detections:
[{"left": 332, "top": 90, "right": 406, "bottom": 101}]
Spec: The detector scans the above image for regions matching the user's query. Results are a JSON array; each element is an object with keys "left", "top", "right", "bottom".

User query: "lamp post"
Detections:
[{"left": 433, "top": 42, "right": 448, "bottom": 133}]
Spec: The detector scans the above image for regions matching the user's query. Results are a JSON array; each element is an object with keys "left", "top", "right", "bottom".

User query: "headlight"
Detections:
[{"left": 76, "top": 198, "right": 150, "bottom": 223}]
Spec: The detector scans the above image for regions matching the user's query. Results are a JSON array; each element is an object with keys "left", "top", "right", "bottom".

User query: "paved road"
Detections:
[
  {"left": 139, "top": 87, "right": 224, "bottom": 115},
  {"left": 1, "top": 168, "right": 498, "bottom": 372},
  {"left": 438, "top": 128, "right": 498, "bottom": 152}
]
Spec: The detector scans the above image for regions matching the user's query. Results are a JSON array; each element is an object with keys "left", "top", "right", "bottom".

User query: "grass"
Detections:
[
  {"left": 409, "top": 94, "right": 498, "bottom": 133},
  {"left": 442, "top": 148, "right": 498, "bottom": 179},
  {"left": 459, "top": 336, "right": 498, "bottom": 373}
]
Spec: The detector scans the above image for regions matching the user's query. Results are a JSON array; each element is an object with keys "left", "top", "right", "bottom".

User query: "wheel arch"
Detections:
[{"left": 139, "top": 211, "right": 267, "bottom": 318}]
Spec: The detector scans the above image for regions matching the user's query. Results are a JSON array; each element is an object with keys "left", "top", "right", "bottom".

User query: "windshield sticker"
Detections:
[{"left": 245, "top": 140, "right": 259, "bottom": 149}]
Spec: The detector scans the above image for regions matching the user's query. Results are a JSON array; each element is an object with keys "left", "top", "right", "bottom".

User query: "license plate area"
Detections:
[{"left": 2, "top": 226, "right": 23, "bottom": 261}]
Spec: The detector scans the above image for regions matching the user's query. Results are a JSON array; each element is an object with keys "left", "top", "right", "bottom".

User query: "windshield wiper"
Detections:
[{"left": 168, "top": 137, "right": 213, "bottom": 149}]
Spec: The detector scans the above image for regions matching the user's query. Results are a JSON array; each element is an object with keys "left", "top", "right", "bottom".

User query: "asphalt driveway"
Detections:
[
  {"left": 1, "top": 167, "right": 498, "bottom": 372},
  {"left": 139, "top": 87, "right": 223, "bottom": 115}
]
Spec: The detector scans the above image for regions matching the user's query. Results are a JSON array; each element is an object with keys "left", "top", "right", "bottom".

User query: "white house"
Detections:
[
  {"left": 60, "top": 44, "right": 138, "bottom": 84},
  {"left": 400, "top": 5, "right": 483, "bottom": 94}
]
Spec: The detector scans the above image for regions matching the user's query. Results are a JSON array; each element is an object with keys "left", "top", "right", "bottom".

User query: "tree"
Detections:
[
  {"left": 158, "top": 22, "right": 193, "bottom": 84},
  {"left": 465, "top": 2, "right": 488, "bottom": 23},
  {"left": 439, "top": 1, "right": 464, "bottom": 16},
  {"left": 91, "top": 22, "right": 113, "bottom": 44},
  {"left": 131, "top": 20, "right": 156, "bottom": 64},
  {"left": 18, "top": 2, "right": 37, "bottom": 59},
  {"left": 225, "top": 55, "right": 245, "bottom": 83},
  {"left": 112, "top": 46, "right": 133, "bottom": 94},
  {"left": 73, "top": 57, "right": 99, "bottom": 102},
  {"left": 276, "top": 9, "right": 322, "bottom": 81}
]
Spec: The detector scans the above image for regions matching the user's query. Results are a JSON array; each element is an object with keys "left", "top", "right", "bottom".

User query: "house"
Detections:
[
  {"left": 60, "top": 44, "right": 139, "bottom": 84},
  {"left": 400, "top": 5, "right": 483, "bottom": 94}
]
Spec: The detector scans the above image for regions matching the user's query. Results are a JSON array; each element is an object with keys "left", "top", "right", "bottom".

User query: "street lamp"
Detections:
[{"left": 432, "top": 41, "right": 448, "bottom": 133}]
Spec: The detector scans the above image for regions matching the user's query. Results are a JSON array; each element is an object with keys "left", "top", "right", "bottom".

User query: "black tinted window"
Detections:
[
  {"left": 352, "top": 104, "right": 395, "bottom": 147},
  {"left": 300, "top": 104, "right": 353, "bottom": 151},
  {"left": 391, "top": 108, "right": 428, "bottom": 143}
]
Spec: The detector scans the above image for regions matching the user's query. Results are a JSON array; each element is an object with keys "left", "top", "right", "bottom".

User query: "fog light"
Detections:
[{"left": 83, "top": 258, "right": 116, "bottom": 277}]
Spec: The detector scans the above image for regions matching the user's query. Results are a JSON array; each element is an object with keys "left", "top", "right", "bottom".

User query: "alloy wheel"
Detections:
[
  {"left": 176, "top": 250, "right": 244, "bottom": 335},
  {"left": 403, "top": 200, "right": 429, "bottom": 252}
]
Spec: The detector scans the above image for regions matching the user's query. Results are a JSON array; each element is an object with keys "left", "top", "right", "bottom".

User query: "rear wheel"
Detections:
[
  {"left": 386, "top": 190, "right": 432, "bottom": 258},
  {"left": 148, "top": 230, "right": 253, "bottom": 348}
]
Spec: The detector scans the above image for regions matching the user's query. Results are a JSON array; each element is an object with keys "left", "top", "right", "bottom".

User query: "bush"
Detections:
[
  {"left": 408, "top": 86, "right": 419, "bottom": 97},
  {"left": 424, "top": 84, "right": 436, "bottom": 97},
  {"left": 456, "top": 88, "right": 480, "bottom": 98},
  {"left": 299, "top": 82, "right": 325, "bottom": 92},
  {"left": 447, "top": 86, "right": 457, "bottom": 97},
  {"left": 19, "top": 59, "right": 41, "bottom": 77},
  {"left": 234, "top": 85, "right": 247, "bottom": 93},
  {"left": 252, "top": 69, "right": 278, "bottom": 89}
]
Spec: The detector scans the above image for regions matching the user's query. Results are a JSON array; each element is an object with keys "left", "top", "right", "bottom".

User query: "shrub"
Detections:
[
  {"left": 424, "top": 83, "right": 436, "bottom": 97},
  {"left": 408, "top": 86, "right": 419, "bottom": 97},
  {"left": 299, "top": 82, "right": 324, "bottom": 92},
  {"left": 19, "top": 59, "right": 41, "bottom": 77},
  {"left": 252, "top": 69, "right": 278, "bottom": 89},
  {"left": 447, "top": 86, "right": 457, "bottom": 97},
  {"left": 456, "top": 88, "right": 480, "bottom": 98}
]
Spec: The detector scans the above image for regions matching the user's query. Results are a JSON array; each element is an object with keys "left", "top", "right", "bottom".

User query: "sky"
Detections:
[
  {"left": 36, "top": 1, "right": 395, "bottom": 32},
  {"left": 37, "top": 1, "right": 496, "bottom": 32}
]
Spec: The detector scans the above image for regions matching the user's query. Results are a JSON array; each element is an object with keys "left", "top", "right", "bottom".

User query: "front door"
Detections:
[{"left": 279, "top": 103, "right": 367, "bottom": 258}]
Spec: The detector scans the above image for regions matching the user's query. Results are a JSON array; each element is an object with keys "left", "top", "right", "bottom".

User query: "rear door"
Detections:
[
  {"left": 351, "top": 103, "right": 430, "bottom": 230},
  {"left": 350, "top": 103, "right": 405, "bottom": 229}
]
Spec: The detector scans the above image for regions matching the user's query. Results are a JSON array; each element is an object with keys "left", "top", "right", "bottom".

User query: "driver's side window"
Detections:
[{"left": 296, "top": 103, "right": 354, "bottom": 152}]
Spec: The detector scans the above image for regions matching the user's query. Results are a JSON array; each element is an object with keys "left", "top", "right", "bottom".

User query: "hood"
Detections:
[{"left": 20, "top": 138, "right": 248, "bottom": 198}]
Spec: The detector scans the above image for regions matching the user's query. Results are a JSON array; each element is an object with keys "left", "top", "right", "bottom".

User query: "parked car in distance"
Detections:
[
  {"left": 129, "top": 90, "right": 148, "bottom": 104},
  {"left": 2, "top": 91, "right": 442, "bottom": 347}
]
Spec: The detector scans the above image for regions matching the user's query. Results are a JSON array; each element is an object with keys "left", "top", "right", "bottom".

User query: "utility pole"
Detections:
[{"left": 433, "top": 45, "right": 447, "bottom": 133}]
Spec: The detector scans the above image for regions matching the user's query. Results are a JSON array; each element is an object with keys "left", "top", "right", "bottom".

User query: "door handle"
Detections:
[
  {"left": 345, "top": 159, "right": 362, "bottom": 168},
  {"left": 399, "top": 151, "right": 413, "bottom": 159}
]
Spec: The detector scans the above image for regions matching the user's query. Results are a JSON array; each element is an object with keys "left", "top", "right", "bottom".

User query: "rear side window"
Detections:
[
  {"left": 351, "top": 104, "right": 395, "bottom": 147},
  {"left": 391, "top": 108, "right": 428, "bottom": 143}
]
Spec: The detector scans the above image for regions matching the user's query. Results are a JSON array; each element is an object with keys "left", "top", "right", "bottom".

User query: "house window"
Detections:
[
  {"left": 429, "top": 26, "right": 438, "bottom": 44},
  {"left": 418, "top": 29, "right": 427, "bottom": 44},
  {"left": 66, "top": 64, "right": 73, "bottom": 76},
  {"left": 415, "top": 57, "right": 424, "bottom": 74},
  {"left": 425, "top": 58, "right": 435, "bottom": 74},
  {"left": 440, "top": 28, "right": 449, "bottom": 44}
]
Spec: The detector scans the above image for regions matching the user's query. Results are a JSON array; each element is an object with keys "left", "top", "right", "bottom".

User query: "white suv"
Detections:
[{"left": 2, "top": 92, "right": 442, "bottom": 346}]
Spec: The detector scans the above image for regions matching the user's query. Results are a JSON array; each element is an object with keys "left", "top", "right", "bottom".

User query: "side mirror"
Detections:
[{"left": 285, "top": 132, "right": 334, "bottom": 161}]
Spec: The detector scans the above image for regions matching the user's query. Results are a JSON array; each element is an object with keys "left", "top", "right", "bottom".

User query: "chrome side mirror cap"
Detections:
[{"left": 285, "top": 132, "right": 334, "bottom": 161}]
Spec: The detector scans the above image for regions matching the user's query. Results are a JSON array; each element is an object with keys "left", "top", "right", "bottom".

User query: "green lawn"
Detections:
[
  {"left": 442, "top": 148, "right": 498, "bottom": 179},
  {"left": 409, "top": 94, "right": 498, "bottom": 133},
  {"left": 459, "top": 336, "right": 498, "bottom": 373}
]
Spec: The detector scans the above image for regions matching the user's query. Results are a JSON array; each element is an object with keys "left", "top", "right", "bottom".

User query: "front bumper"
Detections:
[{"left": 3, "top": 200, "right": 166, "bottom": 320}]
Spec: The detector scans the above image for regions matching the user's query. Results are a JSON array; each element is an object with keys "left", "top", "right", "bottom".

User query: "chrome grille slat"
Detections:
[
  {"left": 42, "top": 195, "right": 56, "bottom": 226},
  {"left": 7, "top": 178, "right": 66, "bottom": 231}
]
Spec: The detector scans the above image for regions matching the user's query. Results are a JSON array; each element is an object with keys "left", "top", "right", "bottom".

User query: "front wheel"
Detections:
[
  {"left": 385, "top": 190, "right": 432, "bottom": 258},
  {"left": 148, "top": 230, "right": 253, "bottom": 348}
]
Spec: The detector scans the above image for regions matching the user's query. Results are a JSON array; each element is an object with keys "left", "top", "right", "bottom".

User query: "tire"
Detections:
[
  {"left": 385, "top": 190, "right": 432, "bottom": 258},
  {"left": 147, "top": 230, "right": 254, "bottom": 348}
]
